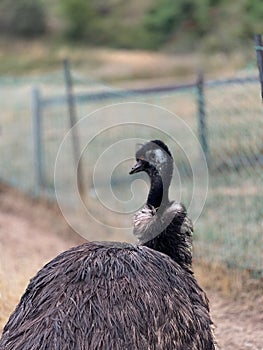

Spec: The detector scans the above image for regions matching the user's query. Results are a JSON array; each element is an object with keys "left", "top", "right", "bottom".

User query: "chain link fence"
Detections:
[
  {"left": 195, "top": 78, "right": 263, "bottom": 273},
  {"left": 1, "top": 66, "right": 262, "bottom": 274}
]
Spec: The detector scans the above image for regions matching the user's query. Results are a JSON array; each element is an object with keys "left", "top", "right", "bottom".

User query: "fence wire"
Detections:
[
  {"left": 195, "top": 80, "right": 263, "bottom": 272},
  {"left": 0, "top": 70, "right": 262, "bottom": 274}
]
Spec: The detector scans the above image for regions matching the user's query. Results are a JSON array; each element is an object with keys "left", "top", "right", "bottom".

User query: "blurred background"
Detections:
[{"left": 0, "top": 1, "right": 263, "bottom": 349}]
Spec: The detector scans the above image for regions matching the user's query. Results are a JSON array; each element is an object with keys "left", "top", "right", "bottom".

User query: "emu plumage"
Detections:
[
  {"left": 0, "top": 243, "right": 214, "bottom": 350},
  {"left": 0, "top": 139, "right": 216, "bottom": 350}
]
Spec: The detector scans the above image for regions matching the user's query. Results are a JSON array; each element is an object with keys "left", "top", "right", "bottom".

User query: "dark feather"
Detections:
[
  {"left": 133, "top": 201, "right": 193, "bottom": 271},
  {"left": 0, "top": 242, "right": 215, "bottom": 350},
  {"left": 0, "top": 140, "right": 216, "bottom": 350}
]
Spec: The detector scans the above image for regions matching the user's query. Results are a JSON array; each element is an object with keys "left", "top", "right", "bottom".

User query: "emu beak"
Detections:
[{"left": 129, "top": 159, "right": 143, "bottom": 174}]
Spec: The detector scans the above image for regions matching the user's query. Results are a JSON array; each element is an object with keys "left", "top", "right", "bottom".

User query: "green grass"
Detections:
[{"left": 177, "top": 142, "right": 263, "bottom": 273}]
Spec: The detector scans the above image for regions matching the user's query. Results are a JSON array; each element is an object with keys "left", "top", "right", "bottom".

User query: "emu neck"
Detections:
[{"left": 147, "top": 172, "right": 169, "bottom": 210}]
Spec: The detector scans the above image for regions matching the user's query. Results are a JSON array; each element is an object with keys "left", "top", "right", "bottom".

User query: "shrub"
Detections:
[
  {"left": 59, "top": 0, "right": 96, "bottom": 39},
  {"left": 0, "top": 0, "right": 46, "bottom": 37}
]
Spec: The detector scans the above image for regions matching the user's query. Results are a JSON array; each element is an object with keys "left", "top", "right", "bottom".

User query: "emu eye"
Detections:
[{"left": 149, "top": 152, "right": 155, "bottom": 161}]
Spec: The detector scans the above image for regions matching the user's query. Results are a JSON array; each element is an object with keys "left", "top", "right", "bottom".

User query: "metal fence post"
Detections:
[
  {"left": 31, "top": 86, "right": 44, "bottom": 193},
  {"left": 196, "top": 70, "right": 209, "bottom": 166},
  {"left": 254, "top": 34, "right": 263, "bottom": 101},
  {"left": 63, "top": 58, "right": 85, "bottom": 199}
]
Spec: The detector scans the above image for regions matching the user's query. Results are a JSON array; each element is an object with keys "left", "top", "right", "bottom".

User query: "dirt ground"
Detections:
[{"left": 0, "top": 184, "right": 262, "bottom": 350}]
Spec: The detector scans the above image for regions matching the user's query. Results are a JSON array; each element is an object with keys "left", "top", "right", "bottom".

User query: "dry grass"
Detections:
[
  {"left": 194, "top": 260, "right": 263, "bottom": 297},
  {"left": 0, "top": 183, "right": 84, "bottom": 331},
  {"left": 0, "top": 37, "right": 253, "bottom": 82}
]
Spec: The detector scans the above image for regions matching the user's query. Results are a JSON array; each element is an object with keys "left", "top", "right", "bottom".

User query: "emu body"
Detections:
[
  {"left": 0, "top": 140, "right": 216, "bottom": 349},
  {"left": 0, "top": 242, "right": 214, "bottom": 350}
]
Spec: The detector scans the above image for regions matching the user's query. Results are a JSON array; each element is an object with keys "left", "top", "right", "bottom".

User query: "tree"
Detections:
[
  {"left": 143, "top": 0, "right": 212, "bottom": 48},
  {"left": 59, "top": 0, "right": 96, "bottom": 39}
]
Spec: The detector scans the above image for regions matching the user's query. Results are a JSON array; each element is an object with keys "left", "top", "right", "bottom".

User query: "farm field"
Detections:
[{"left": 0, "top": 183, "right": 262, "bottom": 350}]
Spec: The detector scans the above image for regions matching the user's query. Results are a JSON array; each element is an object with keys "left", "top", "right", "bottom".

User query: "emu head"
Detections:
[{"left": 129, "top": 140, "right": 173, "bottom": 182}]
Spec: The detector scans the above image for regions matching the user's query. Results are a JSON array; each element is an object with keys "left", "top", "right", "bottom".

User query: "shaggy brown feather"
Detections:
[
  {"left": 0, "top": 242, "right": 215, "bottom": 350},
  {"left": 133, "top": 201, "right": 193, "bottom": 272}
]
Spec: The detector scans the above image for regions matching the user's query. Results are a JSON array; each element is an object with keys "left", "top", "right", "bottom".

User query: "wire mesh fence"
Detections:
[
  {"left": 195, "top": 79, "right": 263, "bottom": 273},
  {"left": 1, "top": 66, "right": 262, "bottom": 274}
]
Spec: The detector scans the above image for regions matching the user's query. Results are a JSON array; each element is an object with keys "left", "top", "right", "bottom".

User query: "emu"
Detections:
[
  {"left": 130, "top": 140, "right": 193, "bottom": 271},
  {"left": 0, "top": 140, "right": 215, "bottom": 350}
]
